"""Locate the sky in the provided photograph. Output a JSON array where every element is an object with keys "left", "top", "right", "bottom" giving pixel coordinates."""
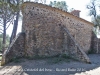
[
  {"left": 46, "top": 0, "right": 91, "bottom": 21},
  {"left": 7, "top": 0, "right": 92, "bottom": 36}
]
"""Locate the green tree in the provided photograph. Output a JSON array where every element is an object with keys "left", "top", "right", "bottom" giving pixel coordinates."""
[
  {"left": 92, "top": 15, "right": 100, "bottom": 26},
  {"left": 33, "top": 0, "right": 46, "bottom": 4},
  {"left": 0, "top": 34, "right": 10, "bottom": 52},
  {"left": 0, "top": 34, "right": 3, "bottom": 52},
  {"left": 0, "top": 38, "right": 3, "bottom": 52},
  {"left": 87, "top": 0, "right": 100, "bottom": 26},
  {"left": 49, "top": 1, "right": 68, "bottom": 11},
  {"left": 87, "top": 0, "right": 100, "bottom": 53},
  {"left": 10, "top": 0, "right": 20, "bottom": 43},
  {"left": 10, "top": 0, "right": 32, "bottom": 43},
  {"left": 0, "top": 0, "right": 19, "bottom": 51}
]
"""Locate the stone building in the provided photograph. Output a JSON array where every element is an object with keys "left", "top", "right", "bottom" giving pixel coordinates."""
[
  {"left": 70, "top": 10, "right": 81, "bottom": 17},
  {"left": 1, "top": 2, "right": 95, "bottom": 65}
]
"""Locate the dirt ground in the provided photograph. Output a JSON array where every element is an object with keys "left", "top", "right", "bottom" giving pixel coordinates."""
[{"left": 0, "top": 54, "right": 100, "bottom": 75}]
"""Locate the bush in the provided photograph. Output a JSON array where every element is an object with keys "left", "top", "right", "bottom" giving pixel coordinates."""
[{"left": 88, "top": 49, "right": 95, "bottom": 54}]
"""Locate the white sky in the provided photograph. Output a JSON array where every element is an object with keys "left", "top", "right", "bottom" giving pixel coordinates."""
[
  {"left": 46, "top": 0, "right": 91, "bottom": 21},
  {"left": 7, "top": 0, "right": 92, "bottom": 36}
]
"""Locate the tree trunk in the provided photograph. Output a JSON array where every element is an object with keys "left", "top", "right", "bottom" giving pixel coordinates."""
[
  {"left": 10, "top": 11, "right": 19, "bottom": 43},
  {"left": 14, "top": 11, "right": 19, "bottom": 38},
  {"left": 96, "top": 38, "right": 99, "bottom": 53},
  {"left": 10, "top": 0, "right": 19, "bottom": 43},
  {"left": 2, "top": 19, "right": 6, "bottom": 52}
]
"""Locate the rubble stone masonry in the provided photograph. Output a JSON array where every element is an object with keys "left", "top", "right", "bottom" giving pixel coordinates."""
[
  {"left": 1, "top": 33, "right": 25, "bottom": 65},
  {"left": 22, "top": 2, "right": 94, "bottom": 57},
  {"left": 1, "top": 2, "right": 94, "bottom": 65}
]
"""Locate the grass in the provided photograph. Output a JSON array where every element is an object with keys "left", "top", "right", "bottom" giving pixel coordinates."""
[
  {"left": 10, "top": 54, "right": 79, "bottom": 64},
  {"left": 0, "top": 56, "right": 2, "bottom": 60},
  {"left": 10, "top": 57, "right": 25, "bottom": 63},
  {"left": 47, "top": 54, "right": 71, "bottom": 64},
  {"left": 88, "top": 49, "right": 95, "bottom": 54},
  {"left": 25, "top": 54, "right": 72, "bottom": 64},
  {"left": 0, "top": 56, "right": 2, "bottom": 66},
  {"left": 47, "top": 57, "right": 70, "bottom": 64},
  {"left": 13, "top": 59, "right": 25, "bottom": 63},
  {"left": 25, "top": 55, "right": 49, "bottom": 60},
  {"left": 25, "top": 54, "right": 79, "bottom": 64}
]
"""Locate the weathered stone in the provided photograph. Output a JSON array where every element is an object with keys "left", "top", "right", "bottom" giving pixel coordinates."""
[
  {"left": 1, "top": 33, "right": 25, "bottom": 65},
  {"left": 1, "top": 2, "right": 94, "bottom": 65},
  {"left": 90, "top": 31, "right": 100, "bottom": 53},
  {"left": 22, "top": 2, "right": 93, "bottom": 56}
]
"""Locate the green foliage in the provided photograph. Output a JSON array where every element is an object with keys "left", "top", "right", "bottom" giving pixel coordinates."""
[
  {"left": 0, "top": 0, "right": 17, "bottom": 19},
  {"left": 49, "top": 1, "right": 68, "bottom": 11},
  {"left": 0, "top": 34, "right": 10, "bottom": 52},
  {"left": 0, "top": 38, "right": 3, "bottom": 52},
  {"left": 10, "top": 57, "right": 25, "bottom": 63},
  {"left": 34, "top": 0, "right": 46, "bottom": 4},
  {"left": 0, "top": 56, "right": 2, "bottom": 60},
  {"left": 25, "top": 54, "right": 79, "bottom": 64},
  {"left": 25, "top": 55, "right": 53, "bottom": 60},
  {"left": 0, "top": 0, "right": 20, "bottom": 52},
  {"left": 87, "top": 0, "right": 97, "bottom": 17},
  {"left": 47, "top": 54, "right": 71, "bottom": 64},
  {"left": 88, "top": 49, "right": 95, "bottom": 54},
  {"left": 69, "top": 8, "right": 75, "bottom": 12},
  {"left": 92, "top": 15, "right": 100, "bottom": 26},
  {"left": 87, "top": 0, "right": 100, "bottom": 26},
  {"left": 61, "top": 54, "right": 71, "bottom": 59},
  {"left": 0, "top": 34, "right": 3, "bottom": 52}
]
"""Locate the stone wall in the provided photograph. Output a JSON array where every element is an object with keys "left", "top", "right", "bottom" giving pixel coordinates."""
[
  {"left": 63, "top": 26, "right": 90, "bottom": 63},
  {"left": 1, "top": 33, "right": 25, "bottom": 65},
  {"left": 22, "top": 2, "right": 94, "bottom": 57},
  {"left": 1, "top": 2, "right": 93, "bottom": 65},
  {"left": 90, "top": 32, "right": 100, "bottom": 53}
]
